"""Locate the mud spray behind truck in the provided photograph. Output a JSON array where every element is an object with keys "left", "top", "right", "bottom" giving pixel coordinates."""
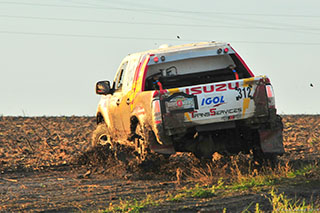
[{"left": 93, "top": 41, "right": 284, "bottom": 162}]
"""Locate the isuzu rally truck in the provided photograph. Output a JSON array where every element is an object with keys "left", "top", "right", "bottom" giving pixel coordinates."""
[{"left": 93, "top": 41, "right": 284, "bottom": 161}]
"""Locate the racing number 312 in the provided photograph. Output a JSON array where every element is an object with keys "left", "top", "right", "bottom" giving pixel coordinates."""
[{"left": 236, "top": 86, "right": 253, "bottom": 101}]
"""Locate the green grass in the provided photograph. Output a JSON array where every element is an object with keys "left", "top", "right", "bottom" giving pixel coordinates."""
[
  {"left": 168, "top": 192, "right": 186, "bottom": 202},
  {"left": 253, "top": 188, "right": 319, "bottom": 213},
  {"left": 168, "top": 184, "right": 216, "bottom": 202},
  {"left": 104, "top": 195, "right": 158, "bottom": 213},
  {"left": 186, "top": 184, "right": 216, "bottom": 198},
  {"left": 287, "top": 163, "right": 317, "bottom": 178},
  {"left": 103, "top": 162, "right": 320, "bottom": 212},
  {"left": 229, "top": 175, "right": 275, "bottom": 190}
]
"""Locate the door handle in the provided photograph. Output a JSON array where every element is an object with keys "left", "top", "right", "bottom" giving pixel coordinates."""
[
  {"left": 126, "top": 98, "right": 131, "bottom": 105},
  {"left": 116, "top": 99, "right": 121, "bottom": 105}
]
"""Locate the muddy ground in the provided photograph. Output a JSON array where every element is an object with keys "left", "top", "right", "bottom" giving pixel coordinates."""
[{"left": 0, "top": 115, "right": 320, "bottom": 212}]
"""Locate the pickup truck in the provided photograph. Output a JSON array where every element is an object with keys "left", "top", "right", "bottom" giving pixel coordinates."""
[{"left": 93, "top": 41, "right": 284, "bottom": 161}]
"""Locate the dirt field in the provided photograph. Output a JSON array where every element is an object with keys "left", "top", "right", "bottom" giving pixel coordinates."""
[{"left": 0, "top": 115, "right": 320, "bottom": 212}]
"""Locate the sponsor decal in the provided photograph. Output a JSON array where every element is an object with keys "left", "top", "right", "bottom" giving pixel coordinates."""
[
  {"left": 189, "top": 111, "right": 211, "bottom": 118},
  {"left": 165, "top": 96, "right": 195, "bottom": 112},
  {"left": 162, "top": 92, "right": 198, "bottom": 113},
  {"left": 201, "top": 96, "right": 225, "bottom": 106},
  {"left": 185, "top": 82, "right": 239, "bottom": 95},
  {"left": 210, "top": 108, "right": 242, "bottom": 116},
  {"left": 189, "top": 107, "right": 242, "bottom": 118}
]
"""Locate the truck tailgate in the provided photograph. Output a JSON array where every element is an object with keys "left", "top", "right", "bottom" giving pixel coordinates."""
[{"left": 164, "top": 76, "right": 269, "bottom": 125}]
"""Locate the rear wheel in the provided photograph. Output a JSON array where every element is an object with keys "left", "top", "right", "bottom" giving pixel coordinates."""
[
  {"left": 92, "top": 123, "right": 112, "bottom": 148},
  {"left": 134, "top": 122, "right": 157, "bottom": 162},
  {"left": 134, "top": 123, "right": 148, "bottom": 162}
]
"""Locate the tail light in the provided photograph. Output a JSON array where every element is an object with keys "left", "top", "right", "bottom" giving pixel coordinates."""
[
  {"left": 266, "top": 85, "right": 275, "bottom": 108},
  {"left": 152, "top": 99, "right": 162, "bottom": 124}
]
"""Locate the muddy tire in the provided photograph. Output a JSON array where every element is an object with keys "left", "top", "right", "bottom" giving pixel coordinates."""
[
  {"left": 134, "top": 123, "right": 153, "bottom": 162},
  {"left": 91, "top": 123, "right": 112, "bottom": 148}
]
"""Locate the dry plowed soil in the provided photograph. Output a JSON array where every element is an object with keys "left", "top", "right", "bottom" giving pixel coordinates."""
[{"left": 0, "top": 115, "right": 320, "bottom": 212}]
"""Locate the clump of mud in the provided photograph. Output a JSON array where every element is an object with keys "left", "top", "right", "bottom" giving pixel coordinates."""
[
  {"left": 74, "top": 144, "right": 261, "bottom": 182},
  {"left": 74, "top": 143, "right": 204, "bottom": 180},
  {"left": 76, "top": 145, "right": 113, "bottom": 166}
]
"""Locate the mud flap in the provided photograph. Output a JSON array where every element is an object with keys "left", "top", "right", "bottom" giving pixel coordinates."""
[
  {"left": 148, "top": 128, "right": 176, "bottom": 155},
  {"left": 258, "top": 128, "right": 284, "bottom": 154}
]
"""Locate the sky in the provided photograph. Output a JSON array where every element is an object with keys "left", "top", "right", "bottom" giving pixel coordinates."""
[{"left": 0, "top": 0, "right": 320, "bottom": 116}]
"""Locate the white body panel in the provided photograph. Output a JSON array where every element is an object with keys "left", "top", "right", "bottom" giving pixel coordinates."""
[{"left": 166, "top": 76, "right": 265, "bottom": 125}]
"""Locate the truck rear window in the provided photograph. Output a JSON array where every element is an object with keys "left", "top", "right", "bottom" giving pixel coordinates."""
[{"left": 145, "top": 54, "right": 252, "bottom": 91}]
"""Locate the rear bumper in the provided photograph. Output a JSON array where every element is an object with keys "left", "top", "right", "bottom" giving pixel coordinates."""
[{"left": 151, "top": 107, "right": 284, "bottom": 155}]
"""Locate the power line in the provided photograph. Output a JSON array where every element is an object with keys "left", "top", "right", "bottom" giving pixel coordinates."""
[
  {"left": 2, "top": 14, "right": 319, "bottom": 32},
  {"left": 1, "top": 14, "right": 320, "bottom": 36},
  {"left": 98, "top": 0, "right": 320, "bottom": 19},
  {"left": 1, "top": 30, "right": 320, "bottom": 45},
  {"left": 3, "top": 0, "right": 320, "bottom": 36},
  {"left": 84, "top": 0, "right": 320, "bottom": 32},
  {"left": 0, "top": 1, "right": 103, "bottom": 10},
  {"left": 0, "top": 1, "right": 234, "bottom": 27},
  {"left": 229, "top": 40, "right": 320, "bottom": 45},
  {"left": 1, "top": 1, "right": 320, "bottom": 18},
  {"left": 2, "top": 1, "right": 319, "bottom": 35},
  {"left": 0, "top": 30, "right": 180, "bottom": 41},
  {"left": 86, "top": 0, "right": 320, "bottom": 35}
]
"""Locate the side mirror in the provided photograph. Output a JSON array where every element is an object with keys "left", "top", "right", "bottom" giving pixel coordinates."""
[{"left": 96, "top": 81, "right": 111, "bottom": 95}]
